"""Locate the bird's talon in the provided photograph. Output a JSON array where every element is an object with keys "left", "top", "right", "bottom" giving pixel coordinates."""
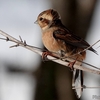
[
  {"left": 42, "top": 52, "right": 47, "bottom": 61},
  {"left": 68, "top": 61, "right": 76, "bottom": 71},
  {"left": 42, "top": 51, "right": 52, "bottom": 61}
]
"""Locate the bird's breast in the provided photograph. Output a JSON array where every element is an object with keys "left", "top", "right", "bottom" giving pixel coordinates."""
[{"left": 42, "top": 30, "right": 66, "bottom": 53}]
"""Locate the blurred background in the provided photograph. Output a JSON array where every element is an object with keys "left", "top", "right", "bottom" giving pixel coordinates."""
[{"left": 0, "top": 0, "right": 100, "bottom": 100}]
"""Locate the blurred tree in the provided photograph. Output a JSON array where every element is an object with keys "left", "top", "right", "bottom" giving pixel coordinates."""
[{"left": 34, "top": 0, "right": 97, "bottom": 100}]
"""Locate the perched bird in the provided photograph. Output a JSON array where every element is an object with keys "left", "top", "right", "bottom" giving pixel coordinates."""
[{"left": 35, "top": 9, "right": 97, "bottom": 98}]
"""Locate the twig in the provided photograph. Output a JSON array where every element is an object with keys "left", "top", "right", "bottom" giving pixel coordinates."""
[
  {"left": 0, "top": 30, "right": 100, "bottom": 75},
  {"left": 19, "top": 35, "right": 23, "bottom": 42},
  {"left": 78, "top": 40, "right": 100, "bottom": 55},
  {"left": 72, "top": 86, "right": 100, "bottom": 89}
]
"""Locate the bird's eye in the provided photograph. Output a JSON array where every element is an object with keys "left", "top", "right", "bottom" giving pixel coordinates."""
[{"left": 39, "top": 17, "right": 44, "bottom": 21}]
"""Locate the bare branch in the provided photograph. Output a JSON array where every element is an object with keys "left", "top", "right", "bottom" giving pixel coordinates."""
[{"left": 0, "top": 30, "right": 100, "bottom": 75}]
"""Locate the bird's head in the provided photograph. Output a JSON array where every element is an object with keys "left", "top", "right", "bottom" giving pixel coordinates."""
[{"left": 35, "top": 9, "right": 61, "bottom": 31}]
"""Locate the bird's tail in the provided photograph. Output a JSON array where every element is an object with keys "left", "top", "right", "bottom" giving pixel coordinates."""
[{"left": 72, "top": 69, "right": 83, "bottom": 98}]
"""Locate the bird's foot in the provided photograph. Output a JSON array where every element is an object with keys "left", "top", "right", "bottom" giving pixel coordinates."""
[
  {"left": 68, "top": 60, "right": 76, "bottom": 71},
  {"left": 42, "top": 51, "right": 57, "bottom": 61}
]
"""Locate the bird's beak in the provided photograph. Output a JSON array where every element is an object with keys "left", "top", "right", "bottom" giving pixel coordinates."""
[{"left": 34, "top": 20, "right": 38, "bottom": 24}]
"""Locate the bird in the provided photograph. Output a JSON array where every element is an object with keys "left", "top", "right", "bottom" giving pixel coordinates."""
[{"left": 35, "top": 9, "right": 97, "bottom": 98}]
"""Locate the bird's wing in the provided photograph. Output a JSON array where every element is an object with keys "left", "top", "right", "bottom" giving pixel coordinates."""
[{"left": 53, "top": 28, "right": 97, "bottom": 54}]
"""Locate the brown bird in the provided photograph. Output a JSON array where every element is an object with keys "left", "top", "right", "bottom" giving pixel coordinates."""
[{"left": 35, "top": 9, "right": 97, "bottom": 98}]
